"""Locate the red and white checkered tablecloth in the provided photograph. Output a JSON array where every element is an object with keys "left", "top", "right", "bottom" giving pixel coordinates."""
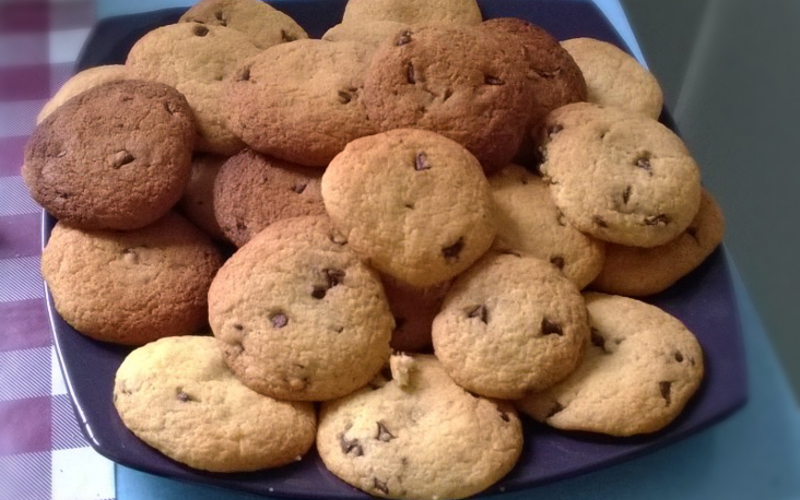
[{"left": 0, "top": 1, "right": 116, "bottom": 499}]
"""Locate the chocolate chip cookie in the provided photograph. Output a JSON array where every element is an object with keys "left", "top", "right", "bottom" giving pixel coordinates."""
[
  {"left": 37, "top": 64, "right": 131, "bottom": 124},
  {"left": 341, "top": 0, "right": 482, "bottom": 26},
  {"left": 178, "top": 153, "right": 227, "bottom": 241}
]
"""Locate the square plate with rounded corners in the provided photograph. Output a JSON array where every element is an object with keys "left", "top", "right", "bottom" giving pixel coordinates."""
[{"left": 44, "top": 0, "right": 748, "bottom": 498}]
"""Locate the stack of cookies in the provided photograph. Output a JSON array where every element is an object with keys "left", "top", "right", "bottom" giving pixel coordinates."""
[{"left": 27, "top": 0, "right": 725, "bottom": 498}]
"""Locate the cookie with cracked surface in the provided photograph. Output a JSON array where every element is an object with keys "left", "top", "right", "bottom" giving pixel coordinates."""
[
  {"left": 208, "top": 215, "right": 393, "bottom": 401},
  {"left": 561, "top": 37, "right": 663, "bottom": 119},
  {"left": 341, "top": 0, "right": 482, "bottom": 26},
  {"left": 363, "top": 24, "right": 533, "bottom": 174},
  {"left": 516, "top": 292, "right": 704, "bottom": 436},
  {"left": 432, "top": 252, "right": 589, "bottom": 399},
  {"left": 317, "top": 354, "right": 522, "bottom": 500},
  {"left": 322, "top": 21, "right": 410, "bottom": 52},
  {"left": 114, "top": 336, "right": 316, "bottom": 472},
  {"left": 223, "top": 40, "right": 376, "bottom": 167},
  {"left": 23, "top": 80, "right": 195, "bottom": 230},
  {"left": 37, "top": 64, "right": 131, "bottom": 124},
  {"left": 321, "top": 128, "right": 495, "bottom": 288},
  {"left": 178, "top": 154, "right": 227, "bottom": 241},
  {"left": 381, "top": 274, "right": 450, "bottom": 353},
  {"left": 179, "top": 0, "right": 307, "bottom": 49},
  {"left": 127, "top": 22, "right": 261, "bottom": 155},
  {"left": 590, "top": 189, "right": 725, "bottom": 296},
  {"left": 490, "top": 164, "right": 605, "bottom": 289},
  {"left": 539, "top": 103, "right": 702, "bottom": 247},
  {"left": 213, "top": 149, "right": 325, "bottom": 247},
  {"left": 41, "top": 213, "right": 223, "bottom": 345}
]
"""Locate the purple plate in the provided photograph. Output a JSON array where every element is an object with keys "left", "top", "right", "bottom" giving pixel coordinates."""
[{"left": 44, "top": 0, "right": 748, "bottom": 498}]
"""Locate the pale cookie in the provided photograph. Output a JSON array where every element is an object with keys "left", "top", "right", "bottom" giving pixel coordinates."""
[
  {"left": 591, "top": 189, "right": 725, "bottom": 296},
  {"left": 490, "top": 164, "right": 606, "bottom": 289},
  {"left": 317, "top": 354, "right": 522, "bottom": 500},
  {"left": 208, "top": 216, "right": 394, "bottom": 401},
  {"left": 127, "top": 22, "right": 261, "bottom": 155},
  {"left": 364, "top": 24, "right": 532, "bottom": 174},
  {"left": 180, "top": 0, "right": 308, "bottom": 49},
  {"left": 41, "top": 213, "right": 223, "bottom": 345},
  {"left": 341, "top": 0, "right": 482, "bottom": 26},
  {"left": 23, "top": 80, "right": 195, "bottom": 230},
  {"left": 517, "top": 292, "right": 704, "bottom": 437},
  {"left": 561, "top": 37, "right": 663, "bottom": 119},
  {"left": 37, "top": 64, "right": 131, "bottom": 124},
  {"left": 223, "top": 40, "right": 376, "bottom": 167},
  {"left": 432, "top": 252, "right": 589, "bottom": 399},
  {"left": 178, "top": 154, "right": 227, "bottom": 241},
  {"left": 114, "top": 336, "right": 316, "bottom": 472},
  {"left": 213, "top": 149, "right": 325, "bottom": 247},
  {"left": 322, "top": 21, "right": 410, "bottom": 51},
  {"left": 321, "top": 129, "right": 496, "bottom": 288},
  {"left": 539, "top": 103, "right": 702, "bottom": 247},
  {"left": 380, "top": 274, "right": 449, "bottom": 353}
]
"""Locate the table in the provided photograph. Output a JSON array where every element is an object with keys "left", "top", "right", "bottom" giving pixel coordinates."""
[{"left": 1, "top": 1, "right": 799, "bottom": 499}]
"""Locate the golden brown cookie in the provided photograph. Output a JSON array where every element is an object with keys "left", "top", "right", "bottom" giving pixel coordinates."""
[
  {"left": 380, "top": 274, "right": 449, "bottom": 353},
  {"left": 37, "top": 64, "right": 131, "bottom": 124},
  {"left": 178, "top": 153, "right": 227, "bottom": 241},
  {"left": 341, "top": 0, "right": 482, "bottom": 26}
]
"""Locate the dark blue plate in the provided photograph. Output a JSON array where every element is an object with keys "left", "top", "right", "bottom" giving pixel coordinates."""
[{"left": 45, "top": 0, "right": 748, "bottom": 498}]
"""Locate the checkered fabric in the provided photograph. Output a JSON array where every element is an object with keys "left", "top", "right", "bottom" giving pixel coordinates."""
[{"left": 0, "top": 1, "right": 116, "bottom": 499}]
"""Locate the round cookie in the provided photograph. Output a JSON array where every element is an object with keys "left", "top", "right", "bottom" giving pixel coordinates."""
[
  {"left": 179, "top": 0, "right": 308, "bottom": 49},
  {"left": 37, "top": 64, "right": 130, "bottom": 124},
  {"left": 322, "top": 21, "right": 410, "bottom": 51},
  {"left": 591, "top": 189, "right": 725, "bottom": 296},
  {"left": 41, "top": 213, "right": 223, "bottom": 345},
  {"left": 317, "top": 354, "right": 522, "bottom": 500},
  {"left": 341, "top": 0, "right": 482, "bottom": 26},
  {"left": 213, "top": 149, "right": 326, "bottom": 247},
  {"left": 516, "top": 292, "right": 705, "bottom": 437},
  {"left": 23, "top": 80, "right": 195, "bottom": 230},
  {"left": 432, "top": 252, "right": 589, "bottom": 399},
  {"left": 561, "top": 37, "right": 664, "bottom": 119},
  {"left": 114, "top": 336, "right": 316, "bottom": 472},
  {"left": 178, "top": 154, "right": 227, "bottom": 241},
  {"left": 223, "top": 39, "right": 376, "bottom": 167},
  {"left": 126, "top": 22, "right": 261, "bottom": 155},
  {"left": 539, "top": 103, "right": 702, "bottom": 247},
  {"left": 363, "top": 24, "right": 533, "bottom": 174},
  {"left": 321, "top": 128, "right": 496, "bottom": 288},
  {"left": 490, "top": 164, "right": 606, "bottom": 289},
  {"left": 381, "top": 274, "right": 449, "bottom": 353},
  {"left": 208, "top": 215, "right": 394, "bottom": 401}
]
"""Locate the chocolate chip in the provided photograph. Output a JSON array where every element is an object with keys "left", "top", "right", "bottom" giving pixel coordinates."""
[
  {"left": 546, "top": 401, "right": 564, "bottom": 418},
  {"left": 376, "top": 422, "right": 395, "bottom": 442},
  {"left": 373, "top": 478, "right": 389, "bottom": 495},
  {"left": 541, "top": 318, "right": 563, "bottom": 336},
  {"left": 163, "top": 101, "right": 177, "bottom": 115},
  {"left": 548, "top": 124, "right": 563, "bottom": 138},
  {"left": 235, "top": 220, "right": 247, "bottom": 231},
  {"left": 233, "top": 323, "right": 243, "bottom": 331},
  {"left": 236, "top": 66, "right": 251, "bottom": 82},
  {"left": 498, "top": 409, "right": 510, "bottom": 422},
  {"left": 535, "top": 68, "right": 562, "bottom": 79},
  {"left": 325, "top": 268, "right": 345, "bottom": 288},
  {"left": 193, "top": 24, "right": 209, "bottom": 36},
  {"left": 443, "top": 88, "right": 453, "bottom": 101},
  {"left": 339, "top": 435, "right": 363, "bottom": 456},
  {"left": 467, "top": 304, "right": 488, "bottom": 324},
  {"left": 674, "top": 351, "right": 684, "bottom": 362},
  {"left": 176, "top": 390, "right": 195, "bottom": 402},
  {"left": 414, "top": 151, "right": 431, "bottom": 171},
  {"left": 281, "top": 29, "right": 296, "bottom": 42},
  {"left": 590, "top": 328, "right": 605, "bottom": 349},
  {"left": 270, "top": 312, "right": 288, "bottom": 328},
  {"left": 337, "top": 88, "right": 357, "bottom": 104},
  {"left": 644, "top": 214, "right": 670, "bottom": 226},
  {"left": 335, "top": 326, "right": 344, "bottom": 333},
  {"left": 593, "top": 215, "right": 608, "bottom": 228},
  {"left": 311, "top": 286, "right": 327, "bottom": 299},
  {"left": 659, "top": 381, "right": 672, "bottom": 406},
  {"left": 556, "top": 211, "right": 567, "bottom": 227},
  {"left": 549, "top": 255, "right": 565, "bottom": 270},
  {"left": 485, "top": 75, "right": 505, "bottom": 85},
  {"left": 442, "top": 237, "right": 464, "bottom": 261},
  {"left": 109, "top": 150, "right": 134, "bottom": 169},
  {"left": 636, "top": 156, "right": 652, "bottom": 172},
  {"left": 293, "top": 182, "right": 307, "bottom": 194},
  {"left": 214, "top": 11, "right": 227, "bottom": 26},
  {"left": 406, "top": 63, "right": 416, "bottom": 84},
  {"left": 622, "top": 185, "right": 632, "bottom": 204},
  {"left": 396, "top": 30, "right": 412, "bottom": 45},
  {"left": 393, "top": 316, "right": 406, "bottom": 330},
  {"left": 404, "top": 203, "right": 414, "bottom": 209}
]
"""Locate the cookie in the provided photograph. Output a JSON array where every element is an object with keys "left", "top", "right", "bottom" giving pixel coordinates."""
[
  {"left": 322, "top": 21, "right": 410, "bottom": 51},
  {"left": 23, "top": 80, "right": 195, "bottom": 230},
  {"left": 37, "top": 64, "right": 131, "bottom": 124},
  {"left": 213, "top": 149, "right": 326, "bottom": 247},
  {"left": 321, "top": 128, "right": 496, "bottom": 288},
  {"left": 223, "top": 40, "right": 376, "bottom": 167},
  {"left": 561, "top": 37, "right": 664, "bottom": 119},
  {"left": 539, "top": 103, "right": 702, "bottom": 247},
  {"left": 41, "top": 213, "right": 223, "bottom": 345},
  {"left": 381, "top": 274, "right": 449, "bottom": 353},
  {"left": 432, "top": 252, "right": 589, "bottom": 398},
  {"left": 126, "top": 22, "right": 261, "bottom": 155},
  {"left": 179, "top": 0, "right": 308, "bottom": 49},
  {"left": 363, "top": 24, "right": 533, "bottom": 174},
  {"left": 490, "top": 164, "right": 606, "bottom": 289},
  {"left": 208, "top": 215, "right": 394, "bottom": 401},
  {"left": 178, "top": 154, "right": 227, "bottom": 241},
  {"left": 317, "top": 354, "right": 522, "bottom": 500},
  {"left": 341, "top": 0, "right": 482, "bottom": 26},
  {"left": 517, "top": 292, "right": 705, "bottom": 436},
  {"left": 114, "top": 336, "right": 316, "bottom": 472},
  {"left": 591, "top": 189, "right": 725, "bottom": 296}
]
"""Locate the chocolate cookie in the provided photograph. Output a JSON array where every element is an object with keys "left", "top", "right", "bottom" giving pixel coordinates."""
[
  {"left": 37, "top": 64, "right": 131, "bottom": 124},
  {"left": 213, "top": 149, "right": 326, "bottom": 247},
  {"left": 223, "top": 39, "right": 376, "bottom": 167},
  {"left": 178, "top": 154, "right": 227, "bottom": 241},
  {"left": 341, "top": 0, "right": 482, "bottom": 26},
  {"left": 363, "top": 24, "right": 533, "bottom": 174},
  {"left": 23, "top": 80, "right": 195, "bottom": 230},
  {"left": 41, "top": 213, "right": 223, "bottom": 345}
]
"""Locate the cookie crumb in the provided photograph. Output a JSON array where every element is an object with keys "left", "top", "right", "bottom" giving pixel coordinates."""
[{"left": 390, "top": 353, "right": 416, "bottom": 388}]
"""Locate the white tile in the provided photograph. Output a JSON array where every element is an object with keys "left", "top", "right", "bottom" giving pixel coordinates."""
[
  {"left": 48, "top": 29, "right": 91, "bottom": 65},
  {"left": 0, "top": 255, "right": 44, "bottom": 303},
  {"left": 51, "top": 447, "right": 115, "bottom": 500}
]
